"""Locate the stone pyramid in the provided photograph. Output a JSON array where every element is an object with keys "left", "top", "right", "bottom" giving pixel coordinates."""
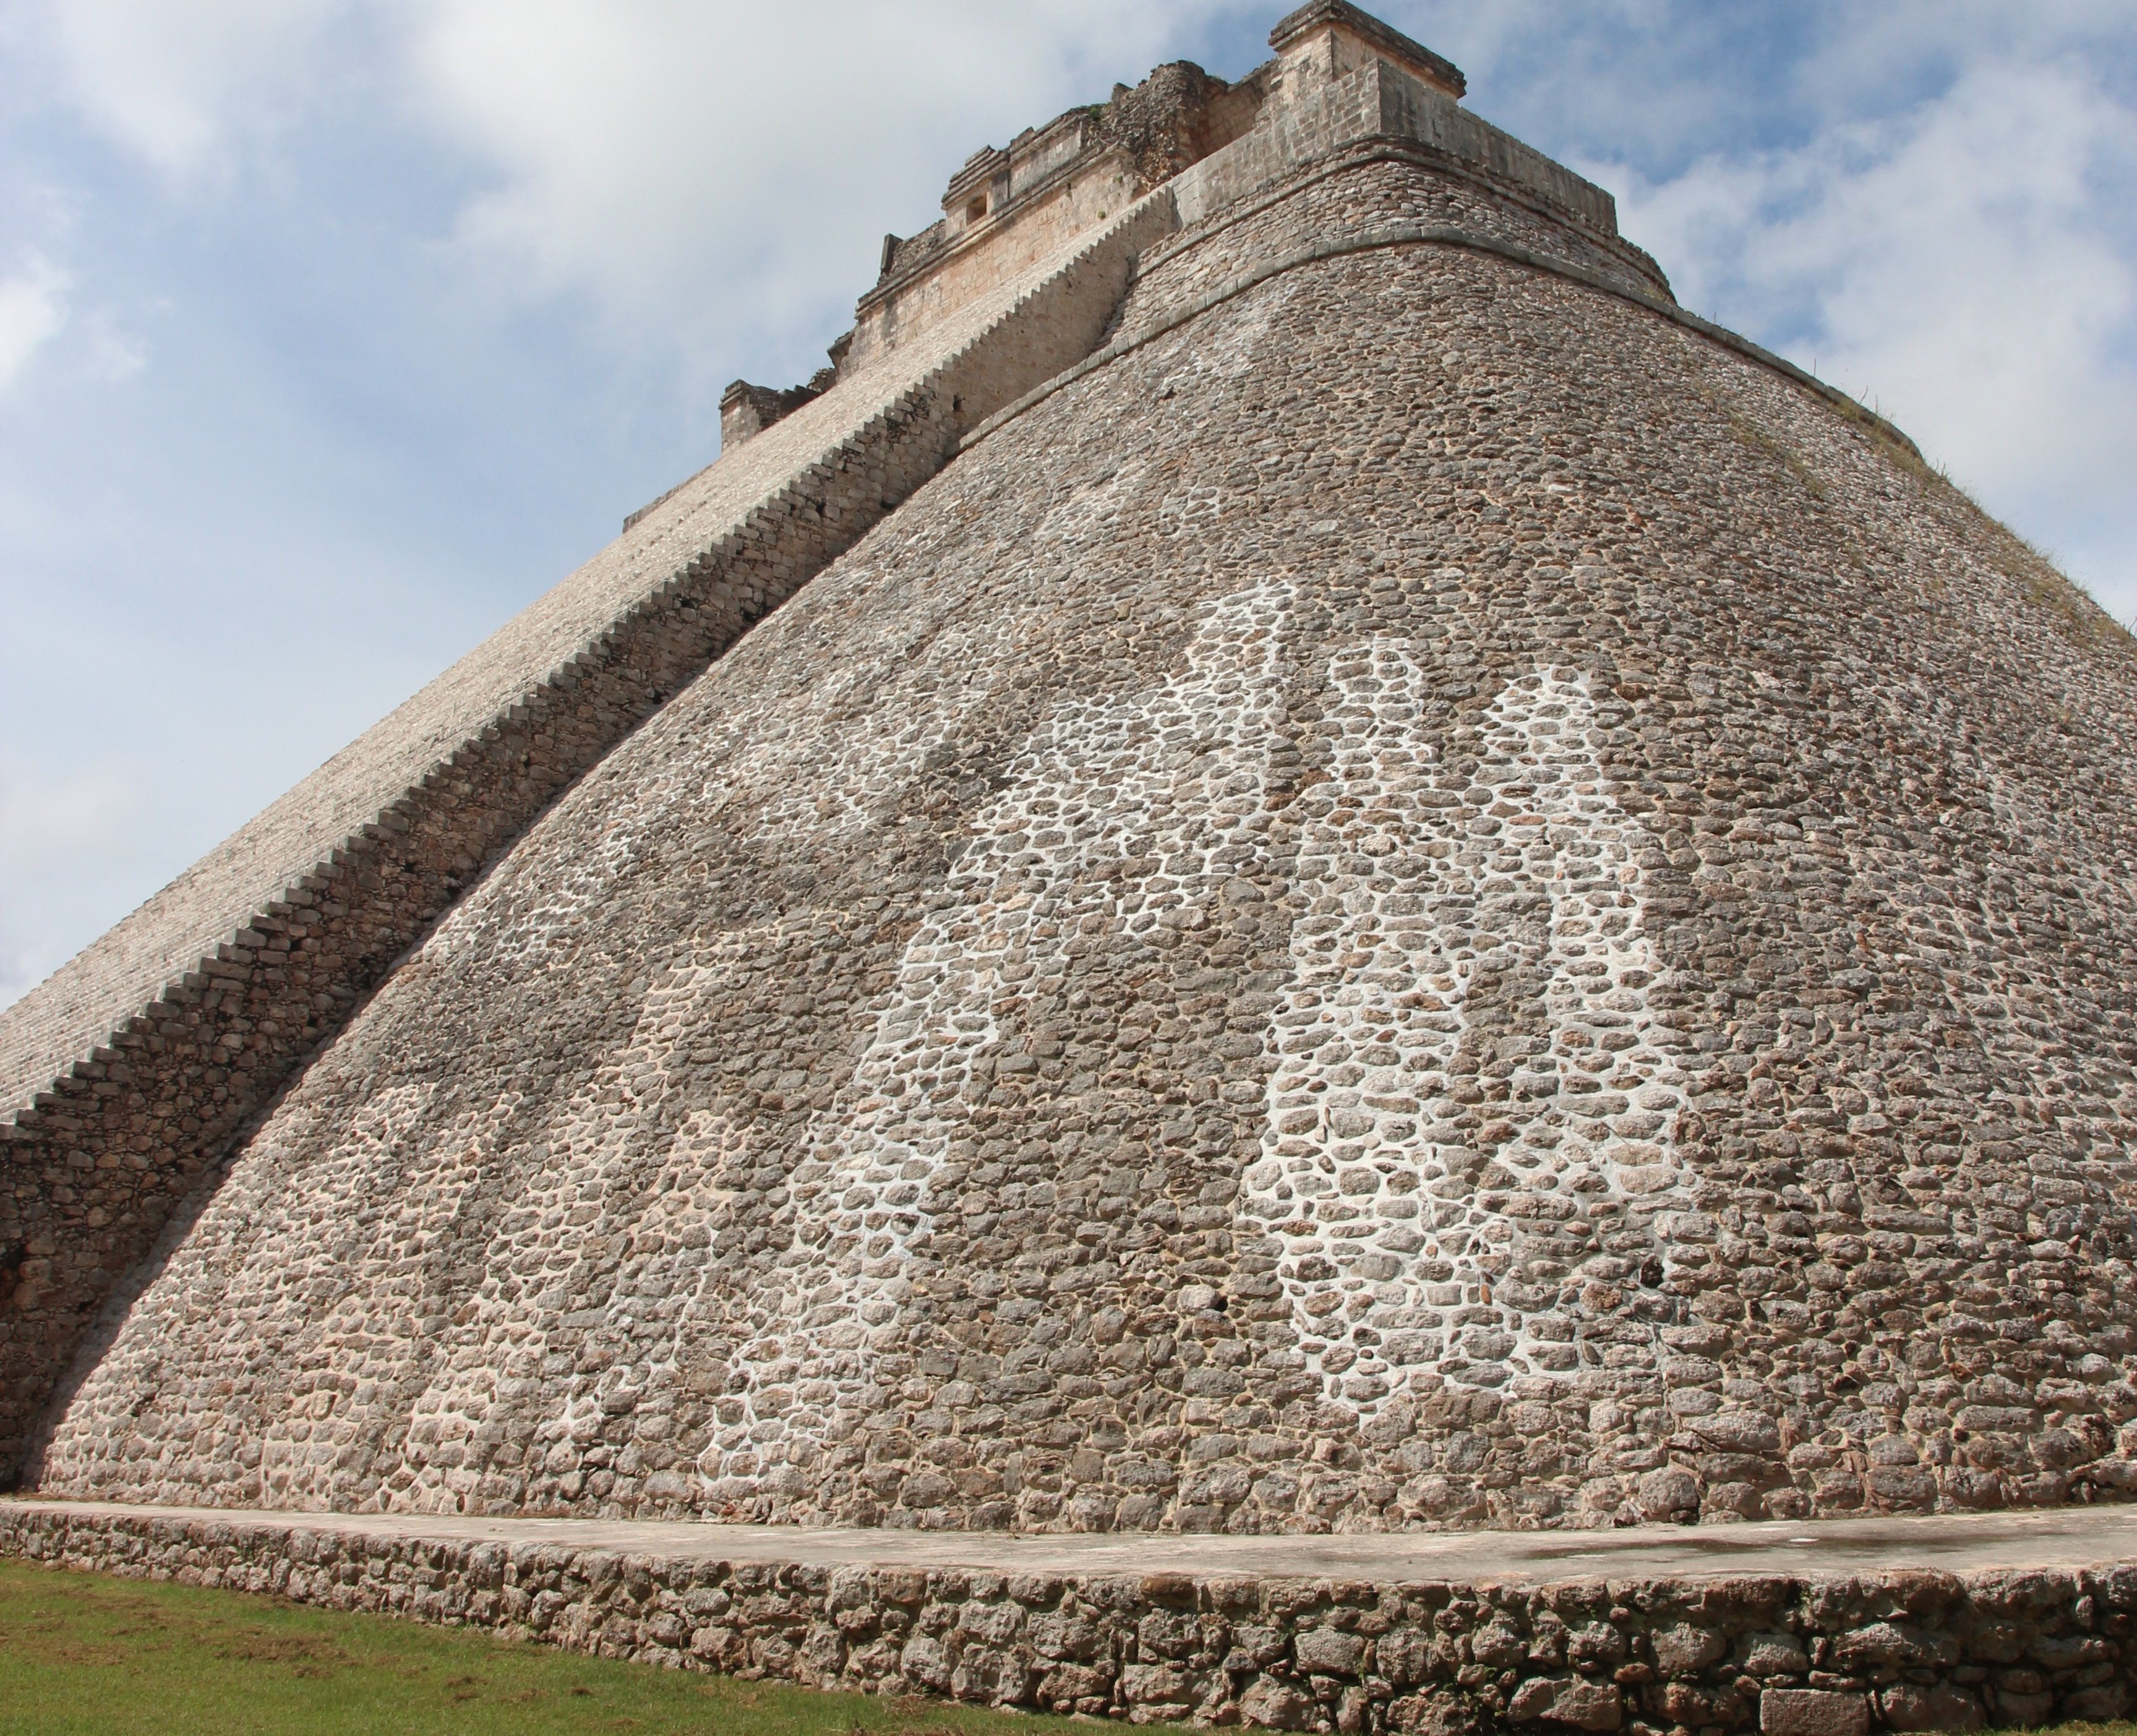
[{"left": 6, "top": 1, "right": 2136, "bottom": 1539}]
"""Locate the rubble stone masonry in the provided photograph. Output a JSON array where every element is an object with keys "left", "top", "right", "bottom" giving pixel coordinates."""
[
  {"left": 0, "top": 195, "right": 1176, "bottom": 1483},
  {"left": 26, "top": 161, "right": 2136, "bottom": 1528},
  {"left": 6, "top": 0, "right": 2136, "bottom": 1641}
]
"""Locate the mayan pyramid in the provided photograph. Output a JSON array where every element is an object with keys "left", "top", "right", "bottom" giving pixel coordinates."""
[{"left": 4, "top": 1, "right": 2135, "bottom": 1539}]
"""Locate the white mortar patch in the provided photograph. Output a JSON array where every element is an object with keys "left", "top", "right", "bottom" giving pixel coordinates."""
[
  {"left": 698, "top": 578, "right": 1297, "bottom": 1491},
  {"left": 1241, "top": 664, "right": 1689, "bottom": 1413}
]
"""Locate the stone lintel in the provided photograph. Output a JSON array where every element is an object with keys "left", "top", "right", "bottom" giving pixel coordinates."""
[{"left": 943, "top": 144, "right": 1013, "bottom": 223}]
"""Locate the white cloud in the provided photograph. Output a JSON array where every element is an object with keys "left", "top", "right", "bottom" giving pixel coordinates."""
[
  {"left": 80, "top": 307, "right": 148, "bottom": 382},
  {"left": 1792, "top": 0, "right": 2137, "bottom": 124},
  {"left": 29, "top": 0, "right": 346, "bottom": 179},
  {"left": 1605, "top": 51, "right": 2137, "bottom": 614},
  {"left": 0, "top": 753, "right": 149, "bottom": 1006},
  {"left": 0, "top": 243, "right": 148, "bottom": 392},
  {"left": 402, "top": 0, "right": 1241, "bottom": 369},
  {"left": 0, "top": 252, "right": 68, "bottom": 389}
]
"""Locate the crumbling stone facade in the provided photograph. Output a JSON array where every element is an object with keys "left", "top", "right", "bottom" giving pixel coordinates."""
[
  {"left": 713, "top": 371, "right": 839, "bottom": 460},
  {"left": 6, "top": 0, "right": 2136, "bottom": 1605}
]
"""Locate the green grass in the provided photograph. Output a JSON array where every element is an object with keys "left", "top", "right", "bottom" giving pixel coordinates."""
[
  {"left": 2027, "top": 1729, "right": 2137, "bottom": 1736},
  {"left": 0, "top": 1559, "right": 1126, "bottom": 1735}
]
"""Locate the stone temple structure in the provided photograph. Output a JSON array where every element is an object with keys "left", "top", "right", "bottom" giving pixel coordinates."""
[{"left": 6, "top": 5, "right": 2137, "bottom": 1729}]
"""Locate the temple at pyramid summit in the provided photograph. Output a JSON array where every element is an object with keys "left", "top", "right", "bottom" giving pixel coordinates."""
[{"left": 6, "top": 4, "right": 2137, "bottom": 1728}]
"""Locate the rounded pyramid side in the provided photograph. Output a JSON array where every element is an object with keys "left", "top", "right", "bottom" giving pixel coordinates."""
[{"left": 33, "top": 148, "right": 2137, "bottom": 1531}]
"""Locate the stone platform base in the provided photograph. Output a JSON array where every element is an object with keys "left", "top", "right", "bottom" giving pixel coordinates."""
[{"left": 6, "top": 1500, "right": 2136, "bottom": 1732}]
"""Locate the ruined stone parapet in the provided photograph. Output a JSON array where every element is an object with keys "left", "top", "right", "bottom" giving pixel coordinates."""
[
  {"left": 713, "top": 372, "right": 838, "bottom": 460},
  {"left": 850, "top": 67, "right": 1256, "bottom": 377},
  {"left": 1176, "top": 2, "right": 1624, "bottom": 248},
  {"left": 1270, "top": 0, "right": 1467, "bottom": 100},
  {"left": 850, "top": 0, "right": 1640, "bottom": 385}
]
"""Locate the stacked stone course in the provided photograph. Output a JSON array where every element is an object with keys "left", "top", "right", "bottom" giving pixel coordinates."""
[
  {"left": 9, "top": 1503, "right": 2137, "bottom": 1734},
  {"left": 0, "top": 2, "right": 1727, "bottom": 1497},
  {"left": 1120, "top": 143, "right": 1671, "bottom": 334}
]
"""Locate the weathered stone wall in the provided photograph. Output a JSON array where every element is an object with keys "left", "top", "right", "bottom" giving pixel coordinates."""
[
  {"left": 30, "top": 155, "right": 2137, "bottom": 1533},
  {"left": 1098, "top": 59, "right": 1269, "bottom": 193},
  {"left": 1120, "top": 143, "right": 1672, "bottom": 340},
  {"left": 1175, "top": 45, "right": 1619, "bottom": 242},
  {"left": 0, "top": 8, "right": 1695, "bottom": 1500},
  {"left": 848, "top": 163, "right": 1147, "bottom": 374},
  {"left": 0, "top": 194, "right": 1177, "bottom": 1486},
  {"left": 847, "top": 55, "right": 1265, "bottom": 377},
  {"left": 717, "top": 375, "right": 834, "bottom": 456},
  {"left": 7, "top": 1503, "right": 2137, "bottom": 1733}
]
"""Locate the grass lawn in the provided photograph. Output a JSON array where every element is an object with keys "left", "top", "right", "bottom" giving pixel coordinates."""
[{"left": 0, "top": 1557, "right": 1144, "bottom": 1734}]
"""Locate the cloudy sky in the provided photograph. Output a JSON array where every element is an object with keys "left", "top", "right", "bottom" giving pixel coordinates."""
[{"left": 2, "top": 0, "right": 2133, "bottom": 1011}]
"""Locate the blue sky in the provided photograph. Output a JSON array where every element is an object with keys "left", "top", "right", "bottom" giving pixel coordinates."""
[{"left": 3, "top": 0, "right": 2134, "bottom": 1011}]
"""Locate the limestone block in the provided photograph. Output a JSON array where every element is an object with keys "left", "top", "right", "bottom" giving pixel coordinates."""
[
  {"left": 1507, "top": 1675, "right": 1623, "bottom": 1730},
  {"left": 1761, "top": 1688, "right": 1871, "bottom": 1736}
]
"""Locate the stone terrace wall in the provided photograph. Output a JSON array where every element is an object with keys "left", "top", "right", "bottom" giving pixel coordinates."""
[
  {"left": 7, "top": 1505, "right": 2137, "bottom": 1732},
  {"left": 12, "top": 2, "right": 2137, "bottom": 1537},
  {"left": 0, "top": 196, "right": 1178, "bottom": 1485}
]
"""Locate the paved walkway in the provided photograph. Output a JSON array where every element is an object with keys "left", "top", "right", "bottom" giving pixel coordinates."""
[{"left": 11, "top": 1498, "right": 2137, "bottom": 1585}]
